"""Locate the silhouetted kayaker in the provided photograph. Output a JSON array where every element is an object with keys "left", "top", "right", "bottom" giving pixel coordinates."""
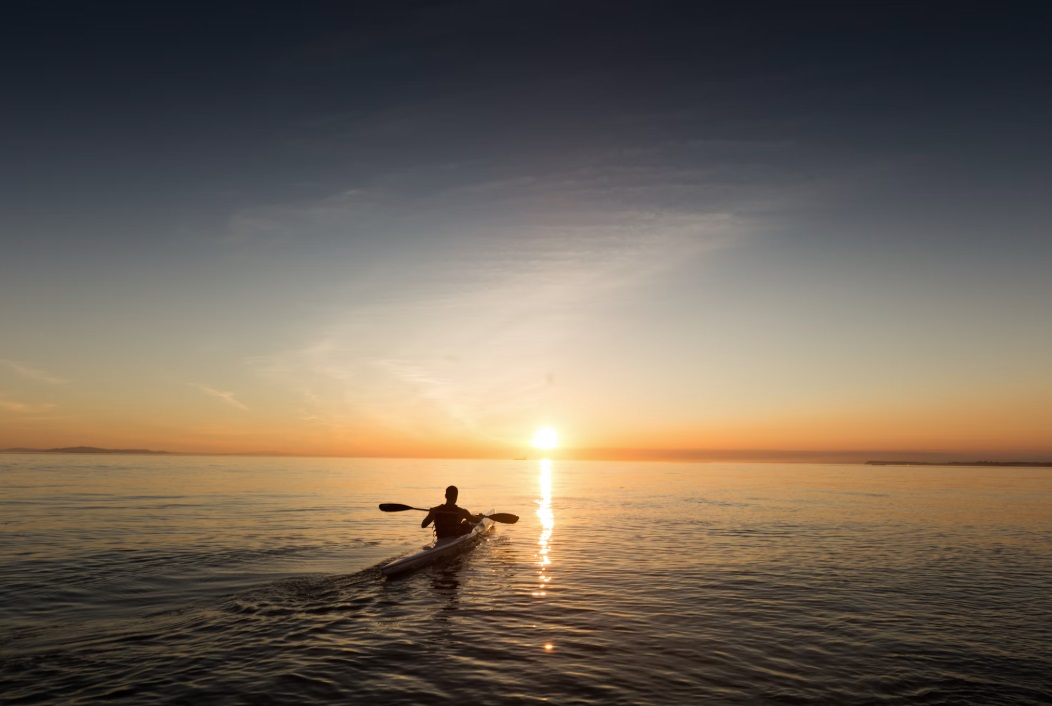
[{"left": 422, "top": 485, "right": 482, "bottom": 538}]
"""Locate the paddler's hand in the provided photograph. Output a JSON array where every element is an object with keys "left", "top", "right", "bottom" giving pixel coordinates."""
[{"left": 421, "top": 507, "right": 437, "bottom": 528}]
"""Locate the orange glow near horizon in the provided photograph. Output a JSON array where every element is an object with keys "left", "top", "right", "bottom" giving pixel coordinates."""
[{"left": 2, "top": 382, "right": 1051, "bottom": 461}]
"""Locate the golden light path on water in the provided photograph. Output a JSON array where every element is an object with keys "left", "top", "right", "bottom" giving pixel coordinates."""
[{"left": 535, "top": 458, "right": 555, "bottom": 651}]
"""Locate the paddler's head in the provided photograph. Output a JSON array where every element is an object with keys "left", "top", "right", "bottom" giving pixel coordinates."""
[{"left": 445, "top": 485, "right": 459, "bottom": 504}]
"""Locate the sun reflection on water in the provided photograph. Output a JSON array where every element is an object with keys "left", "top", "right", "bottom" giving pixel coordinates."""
[{"left": 534, "top": 458, "right": 554, "bottom": 601}]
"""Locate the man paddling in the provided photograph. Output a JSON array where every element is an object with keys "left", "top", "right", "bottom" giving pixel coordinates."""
[{"left": 422, "top": 485, "right": 483, "bottom": 538}]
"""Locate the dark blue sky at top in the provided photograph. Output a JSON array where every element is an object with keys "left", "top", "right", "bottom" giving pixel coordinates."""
[
  {"left": 2, "top": 0, "right": 1051, "bottom": 314},
  {"left": 4, "top": 1, "right": 1050, "bottom": 225}
]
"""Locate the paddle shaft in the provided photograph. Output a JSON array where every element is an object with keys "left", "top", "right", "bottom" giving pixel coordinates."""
[{"left": 378, "top": 503, "right": 518, "bottom": 524}]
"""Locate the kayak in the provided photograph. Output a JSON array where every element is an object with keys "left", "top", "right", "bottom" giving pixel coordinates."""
[{"left": 381, "top": 509, "right": 495, "bottom": 577}]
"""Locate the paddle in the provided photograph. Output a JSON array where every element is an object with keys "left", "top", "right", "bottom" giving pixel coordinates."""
[{"left": 379, "top": 503, "right": 519, "bottom": 524}]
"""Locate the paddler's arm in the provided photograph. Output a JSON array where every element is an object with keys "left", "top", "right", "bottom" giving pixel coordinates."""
[
  {"left": 421, "top": 507, "right": 436, "bottom": 528},
  {"left": 463, "top": 508, "right": 483, "bottom": 523}
]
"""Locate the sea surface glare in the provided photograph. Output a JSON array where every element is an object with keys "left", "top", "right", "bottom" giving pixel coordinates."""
[{"left": 1, "top": 455, "right": 1050, "bottom": 705}]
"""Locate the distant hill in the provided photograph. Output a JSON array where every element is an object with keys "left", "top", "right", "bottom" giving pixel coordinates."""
[{"left": 1, "top": 446, "right": 171, "bottom": 455}]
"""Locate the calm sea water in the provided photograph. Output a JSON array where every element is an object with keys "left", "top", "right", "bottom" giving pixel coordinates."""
[{"left": 1, "top": 454, "right": 1050, "bottom": 705}]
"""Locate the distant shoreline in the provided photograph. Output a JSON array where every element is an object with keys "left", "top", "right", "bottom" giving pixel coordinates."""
[
  {"left": 866, "top": 460, "right": 1052, "bottom": 468},
  {"left": 0, "top": 446, "right": 171, "bottom": 455}
]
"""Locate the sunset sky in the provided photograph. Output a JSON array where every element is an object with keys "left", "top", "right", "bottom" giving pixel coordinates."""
[{"left": 2, "top": 2, "right": 1050, "bottom": 460}]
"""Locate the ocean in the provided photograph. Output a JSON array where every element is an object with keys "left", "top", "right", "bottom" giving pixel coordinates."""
[{"left": 2, "top": 454, "right": 1050, "bottom": 704}]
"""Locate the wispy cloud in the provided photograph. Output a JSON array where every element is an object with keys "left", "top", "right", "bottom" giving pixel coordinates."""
[
  {"left": 229, "top": 147, "right": 787, "bottom": 445},
  {"left": 0, "top": 398, "right": 30, "bottom": 412},
  {"left": 0, "top": 396, "right": 57, "bottom": 414},
  {"left": 189, "top": 384, "right": 250, "bottom": 411},
  {"left": 0, "top": 359, "right": 66, "bottom": 385},
  {"left": 374, "top": 358, "right": 479, "bottom": 432},
  {"left": 216, "top": 126, "right": 801, "bottom": 251}
]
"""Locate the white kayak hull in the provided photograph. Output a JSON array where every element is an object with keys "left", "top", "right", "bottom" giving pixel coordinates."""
[{"left": 381, "top": 509, "right": 495, "bottom": 577}]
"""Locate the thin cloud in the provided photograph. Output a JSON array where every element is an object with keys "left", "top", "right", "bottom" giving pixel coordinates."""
[
  {"left": 230, "top": 150, "right": 777, "bottom": 445},
  {"left": 0, "top": 359, "right": 66, "bottom": 385},
  {"left": 238, "top": 202, "right": 748, "bottom": 443},
  {"left": 215, "top": 129, "right": 797, "bottom": 253},
  {"left": 189, "top": 384, "right": 250, "bottom": 411},
  {"left": 374, "top": 358, "right": 479, "bottom": 431},
  {"left": 0, "top": 398, "right": 29, "bottom": 412},
  {"left": 0, "top": 396, "right": 57, "bottom": 414}
]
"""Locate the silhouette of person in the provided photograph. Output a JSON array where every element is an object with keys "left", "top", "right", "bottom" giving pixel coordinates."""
[{"left": 422, "top": 485, "right": 482, "bottom": 538}]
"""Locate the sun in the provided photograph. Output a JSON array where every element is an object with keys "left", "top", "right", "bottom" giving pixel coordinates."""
[{"left": 531, "top": 426, "right": 559, "bottom": 450}]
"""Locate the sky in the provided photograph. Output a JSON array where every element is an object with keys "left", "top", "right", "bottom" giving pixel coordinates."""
[{"left": 2, "top": 1, "right": 1051, "bottom": 460}]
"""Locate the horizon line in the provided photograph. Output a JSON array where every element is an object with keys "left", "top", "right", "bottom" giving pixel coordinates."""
[{"left": 2, "top": 445, "right": 1049, "bottom": 464}]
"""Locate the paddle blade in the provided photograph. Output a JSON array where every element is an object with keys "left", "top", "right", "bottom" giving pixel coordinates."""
[
  {"left": 379, "top": 503, "right": 414, "bottom": 512},
  {"left": 487, "top": 512, "right": 519, "bottom": 524}
]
